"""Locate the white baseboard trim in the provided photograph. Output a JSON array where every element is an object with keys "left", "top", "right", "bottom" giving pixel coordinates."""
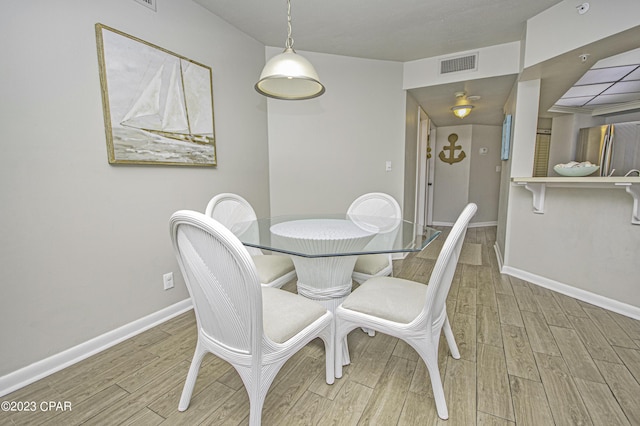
[
  {"left": 392, "top": 252, "right": 408, "bottom": 260},
  {"left": 0, "top": 298, "right": 193, "bottom": 397},
  {"left": 431, "top": 221, "right": 498, "bottom": 228},
  {"left": 470, "top": 221, "right": 498, "bottom": 228},
  {"left": 431, "top": 221, "right": 454, "bottom": 227},
  {"left": 493, "top": 242, "right": 504, "bottom": 271},
  {"left": 501, "top": 266, "right": 640, "bottom": 321}
]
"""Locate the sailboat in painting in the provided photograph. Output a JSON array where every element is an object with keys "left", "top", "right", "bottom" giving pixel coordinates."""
[{"left": 120, "top": 59, "right": 214, "bottom": 145}]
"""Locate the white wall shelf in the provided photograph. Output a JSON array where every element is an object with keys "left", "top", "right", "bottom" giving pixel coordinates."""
[{"left": 512, "top": 177, "right": 640, "bottom": 225}]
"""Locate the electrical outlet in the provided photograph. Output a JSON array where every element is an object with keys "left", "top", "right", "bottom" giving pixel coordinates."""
[{"left": 163, "top": 272, "right": 174, "bottom": 290}]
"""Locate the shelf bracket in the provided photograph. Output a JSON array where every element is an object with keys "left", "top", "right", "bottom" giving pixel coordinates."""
[
  {"left": 513, "top": 178, "right": 640, "bottom": 225},
  {"left": 517, "top": 182, "right": 546, "bottom": 214},
  {"left": 615, "top": 183, "right": 640, "bottom": 225}
]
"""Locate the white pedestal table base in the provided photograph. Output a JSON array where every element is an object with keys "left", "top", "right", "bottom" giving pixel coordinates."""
[{"left": 291, "top": 255, "right": 359, "bottom": 367}]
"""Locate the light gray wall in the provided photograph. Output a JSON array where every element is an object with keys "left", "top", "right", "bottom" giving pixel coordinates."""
[
  {"left": 433, "top": 125, "right": 472, "bottom": 223},
  {"left": 432, "top": 124, "right": 502, "bottom": 225},
  {"left": 507, "top": 187, "right": 640, "bottom": 308},
  {"left": 606, "top": 111, "right": 640, "bottom": 124},
  {"left": 509, "top": 80, "right": 541, "bottom": 177},
  {"left": 0, "top": 0, "right": 269, "bottom": 376},
  {"left": 469, "top": 125, "right": 502, "bottom": 223},
  {"left": 266, "top": 48, "right": 406, "bottom": 215},
  {"left": 404, "top": 41, "right": 520, "bottom": 90},
  {"left": 524, "top": 0, "right": 640, "bottom": 68}
]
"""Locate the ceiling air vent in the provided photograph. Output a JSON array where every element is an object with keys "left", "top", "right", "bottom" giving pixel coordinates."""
[{"left": 439, "top": 53, "right": 478, "bottom": 74}]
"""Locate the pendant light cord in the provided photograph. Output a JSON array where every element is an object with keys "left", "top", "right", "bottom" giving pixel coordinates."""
[
  {"left": 254, "top": 0, "right": 325, "bottom": 99},
  {"left": 285, "top": 0, "right": 294, "bottom": 49}
]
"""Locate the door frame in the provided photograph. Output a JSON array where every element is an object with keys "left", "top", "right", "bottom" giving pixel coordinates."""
[{"left": 415, "top": 107, "right": 435, "bottom": 228}]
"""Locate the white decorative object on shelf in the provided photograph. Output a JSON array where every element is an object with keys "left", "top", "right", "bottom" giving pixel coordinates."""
[{"left": 553, "top": 161, "right": 599, "bottom": 177}]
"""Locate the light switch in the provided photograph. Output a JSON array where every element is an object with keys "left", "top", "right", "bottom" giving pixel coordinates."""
[
  {"left": 385, "top": 161, "right": 392, "bottom": 171},
  {"left": 134, "top": 0, "right": 157, "bottom": 11}
]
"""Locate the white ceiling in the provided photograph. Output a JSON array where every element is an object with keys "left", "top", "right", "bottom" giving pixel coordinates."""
[
  {"left": 194, "top": 0, "right": 563, "bottom": 62},
  {"left": 194, "top": 0, "right": 640, "bottom": 127},
  {"left": 554, "top": 48, "right": 640, "bottom": 113}
]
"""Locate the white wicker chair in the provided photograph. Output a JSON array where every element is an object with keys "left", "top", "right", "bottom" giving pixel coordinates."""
[
  {"left": 205, "top": 193, "right": 296, "bottom": 288},
  {"left": 335, "top": 203, "right": 477, "bottom": 420},
  {"left": 347, "top": 192, "right": 402, "bottom": 285},
  {"left": 170, "top": 210, "right": 334, "bottom": 426}
]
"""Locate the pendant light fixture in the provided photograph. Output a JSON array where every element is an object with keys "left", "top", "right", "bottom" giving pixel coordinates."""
[
  {"left": 451, "top": 91, "right": 475, "bottom": 119},
  {"left": 255, "top": 0, "right": 325, "bottom": 100}
]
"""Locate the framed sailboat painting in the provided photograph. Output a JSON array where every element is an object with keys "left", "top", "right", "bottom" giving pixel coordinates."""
[{"left": 96, "top": 24, "right": 217, "bottom": 166}]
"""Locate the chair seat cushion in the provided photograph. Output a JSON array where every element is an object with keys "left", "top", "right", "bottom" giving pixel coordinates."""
[
  {"left": 262, "top": 287, "right": 327, "bottom": 343},
  {"left": 341, "top": 276, "right": 427, "bottom": 324},
  {"left": 252, "top": 255, "right": 295, "bottom": 284},
  {"left": 353, "top": 254, "right": 389, "bottom": 275}
]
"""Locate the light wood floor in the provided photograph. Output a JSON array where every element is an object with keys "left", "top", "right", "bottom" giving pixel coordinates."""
[{"left": 4, "top": 226, "right": 640, "bottom": 425}]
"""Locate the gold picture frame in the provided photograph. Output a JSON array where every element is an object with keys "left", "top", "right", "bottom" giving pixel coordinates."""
[{"left": 96, "top": 24, "right": 217, "bottom": 166}]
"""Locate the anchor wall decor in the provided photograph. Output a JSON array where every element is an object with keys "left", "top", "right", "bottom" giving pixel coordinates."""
[{"left": 439, "top": 133, "right": 466, "bottom": 165}]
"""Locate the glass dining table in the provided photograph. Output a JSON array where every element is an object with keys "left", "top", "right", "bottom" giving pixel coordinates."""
[{"left": 231, "top": 213, "right": 441, "bottom": 366}]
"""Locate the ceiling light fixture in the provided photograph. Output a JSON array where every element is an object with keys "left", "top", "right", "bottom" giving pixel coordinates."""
[
  {"left": 451, "top": 92, "right": 475, "bottom": 119},
  {"left": 255, "top": 0, "right": 325, "bottom": 100},
  {"left": 452, "top": 105, "right": 474, "bottom": 119}
]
